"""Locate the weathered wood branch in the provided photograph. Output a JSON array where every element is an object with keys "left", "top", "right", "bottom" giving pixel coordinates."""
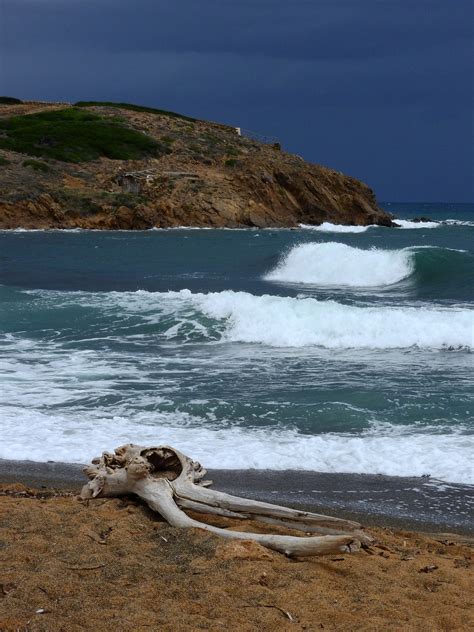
[{"left": 81, "top": 444, "right": 372, "bottom": 556}]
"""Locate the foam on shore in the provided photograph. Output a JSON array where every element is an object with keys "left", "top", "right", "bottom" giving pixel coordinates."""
[{"left": 1, "top": 409, "right": 472, "bottom": 484}]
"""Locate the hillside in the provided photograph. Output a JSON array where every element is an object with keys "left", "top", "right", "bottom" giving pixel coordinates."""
[{"left": 0, "top": 100, "right": 393, "bottom": 229}]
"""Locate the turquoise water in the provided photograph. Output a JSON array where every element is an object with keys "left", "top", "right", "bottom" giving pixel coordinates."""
[{"left": 0, "top": 203, "right": 473, "bottom": 483}]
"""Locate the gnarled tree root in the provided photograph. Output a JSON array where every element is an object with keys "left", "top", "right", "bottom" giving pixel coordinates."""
[{"left": 81, "top": 444, "right": 372, "bottom": 557}]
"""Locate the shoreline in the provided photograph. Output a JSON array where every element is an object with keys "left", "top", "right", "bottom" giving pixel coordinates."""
[
  {"left": 0, "top": 219, "right": 457, "bottom": 232},
  {"left": 2, "top": 458, "right": 473, "bottom": 536},
  {"left": 3, "top": 476, "right": 473, "bottom": 631}
]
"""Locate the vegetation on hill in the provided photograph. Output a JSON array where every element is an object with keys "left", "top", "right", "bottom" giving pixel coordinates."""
[
  {"left": 75, "top": 101, "right": 197, "bottom": 123},
  {"left": 0, "top": 96, "right": 23, "bottom": 105},
  {"left": 22, "top": 159, "right": 51, "bottom": 172},
  {"left": 0, "top": 108, "right": 168, "bottom": 163}
]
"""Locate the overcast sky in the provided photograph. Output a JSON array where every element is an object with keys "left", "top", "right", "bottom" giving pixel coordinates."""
[{"left": 1, "top": 0, "right": 473, "bottom": 202}]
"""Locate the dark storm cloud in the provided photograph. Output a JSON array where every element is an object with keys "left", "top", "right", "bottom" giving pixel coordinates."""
[
  {"left": 0, "top": 0, "right": 473, "bottom": 201},
  {"left": 3, "top": 0, "right": 472, "bottom": 61}
]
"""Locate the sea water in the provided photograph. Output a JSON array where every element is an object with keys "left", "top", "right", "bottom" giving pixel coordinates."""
[{"left": 0, "top": 202, "right": 473, "bottom": 484}]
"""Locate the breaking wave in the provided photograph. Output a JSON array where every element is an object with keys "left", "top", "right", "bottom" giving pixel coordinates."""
[
  {"left": 188, "top": 291, "right": 472, "bottom": 349},
  {"left": 299, "top": 222, "right": 373, "bottom": 233},
  {"left": 393, "top": 219, "right": 440, "bottom": 229},
  {"left": 299, "top": 219, "right": 448, "bottom": 231},
  {"left": 265, "top": 242, "right": 414, "bottom": 287},
  {"left": 1, "top": 409, "right": 472, "bottom": 483},
  {"left": 264, "top": 242, "right": 473, "bottom": 293},
  {"left": 68, "top": 288, "right": 472, "bottom": 350},
  {"left": 444, "top": 219, "right": 474, "bottom": 227}
]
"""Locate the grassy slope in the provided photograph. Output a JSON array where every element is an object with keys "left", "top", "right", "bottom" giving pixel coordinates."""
[
  {"left": 75, "top": 100, "right": 198, "bottom": 123},
  {"left": 0, "top": 96, "right": 23, "bottom": 105},
  {"left": 0, "top": 107, "right": 169, "bottom": 163}
]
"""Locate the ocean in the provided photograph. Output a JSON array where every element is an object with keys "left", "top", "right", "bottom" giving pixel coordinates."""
[{"left": 0, "top": 202, "right": 473, "bottom": 486}]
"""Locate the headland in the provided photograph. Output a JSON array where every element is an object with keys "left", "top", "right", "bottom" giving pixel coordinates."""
[{"left": 0, "top": 98, "right": 393, "bottom": 230}]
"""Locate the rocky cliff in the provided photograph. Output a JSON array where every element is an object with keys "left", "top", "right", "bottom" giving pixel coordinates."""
[{"left": 0, "top": 101, "right": 393, "bottom": 229}]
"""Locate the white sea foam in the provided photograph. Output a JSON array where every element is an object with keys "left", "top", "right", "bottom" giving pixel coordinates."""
[
  {"left": 265, "top": 242, "right": 414, "bottom": 287},
  {"left": 28, "top": 288, "right": 473, "bottom": 350},
  {"left": 1, "top": 409, "right": 472, "bottom": 483},
  {"left": 444, "top": 219, "right": 474, "bottom": 227},
  {"left": 181, "top": 290, "right": 473, "bottom": 349},
  {"left": 299, "top": 222, "right": 373, "bottom": 233},
  {"left": 393, "top": 219, "right": 440, "bottom": 229}
]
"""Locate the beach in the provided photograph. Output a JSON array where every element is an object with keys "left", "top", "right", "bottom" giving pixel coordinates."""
[
  {"left": 1, "top": 466, "right": 473, "bottom": 631},
  {"left": 1, "top": 460, "right": 473, "bottom": 535}
]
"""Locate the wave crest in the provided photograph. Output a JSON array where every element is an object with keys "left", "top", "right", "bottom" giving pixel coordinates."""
[
  {"left": 190, "top": 291, "right": 472, "bottom": 349},
  {"left": 299, "top": 222, "right": 372, "bottom": 233},
  {"left": 444, "top": 219, "right": 474, "bottom": 227},
  {"left": 18, "top": 287, "right": 474, "bottom": 350},
  {"left": 265, "top": 242, "right": 413, "bottom": 287},
  {"left": 393, "top": 219, "right": 440, "bottom": 229},
  {"left": 104, "top": 289, "right": 472, "bottom": 350}
]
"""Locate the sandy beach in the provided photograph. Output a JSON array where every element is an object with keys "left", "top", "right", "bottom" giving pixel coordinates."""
[{"left": 1, "top": 463, "right": 473, "bottom": 631}]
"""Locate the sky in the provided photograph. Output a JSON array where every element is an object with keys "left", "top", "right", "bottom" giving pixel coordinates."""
[{"left": 0, "top": 0, "right": 473, "bottom": 202}]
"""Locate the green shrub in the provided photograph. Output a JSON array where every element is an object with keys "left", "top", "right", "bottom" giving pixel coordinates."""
[
  {"left": 225, "top": 147, "right": 241, "bottom": 157},
  {"left": 0, "top": 156, "right": 10, "bottom": 166},
  {"left": 224, "top": 158, "right": 238, "bottom": 167},
  {"left": 53, "top": 189, "right": 102, "bottom": 216},
  {"left": 161, "top": 135, "right": 175, "bottom": 145},
  {"left": 203, "top": 133, "right": 221, "bottom": 146},
  {"left": 0, "top": 108, "right": 165, "bottom": 163},
  {"left": 23, "top": 159, "right": 50, "bottom": 172},
  {"left": 99, "top": 191, "right": 146, "bottom": 208},
  {"left": 0, "top": 96, "right": 23, "bottom": 105},
  {"left": 75, "top": 101, "right": 197, "bottom": 123}
]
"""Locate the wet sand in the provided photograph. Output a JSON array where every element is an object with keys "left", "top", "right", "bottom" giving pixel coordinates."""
[{"left": 1, "top": 459, "right": 473, "bottom": 535}]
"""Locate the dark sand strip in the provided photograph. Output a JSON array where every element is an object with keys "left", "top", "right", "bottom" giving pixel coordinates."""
[{"left": 1, "top": 459, "right": 472, "bottom": 535}]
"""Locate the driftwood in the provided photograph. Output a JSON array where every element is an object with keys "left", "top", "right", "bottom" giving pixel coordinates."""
[{"left": 81, "top": 444, "right": 371, "bottom": 557}]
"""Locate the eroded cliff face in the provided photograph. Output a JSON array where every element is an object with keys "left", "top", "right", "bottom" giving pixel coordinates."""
[{"left": 0, "top": 103, "right": 393, "bottom": 229}]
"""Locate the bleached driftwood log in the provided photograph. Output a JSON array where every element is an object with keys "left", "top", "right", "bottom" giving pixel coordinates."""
[{"left": 81, "top": 444, "right": 371, "bottom": 557}]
